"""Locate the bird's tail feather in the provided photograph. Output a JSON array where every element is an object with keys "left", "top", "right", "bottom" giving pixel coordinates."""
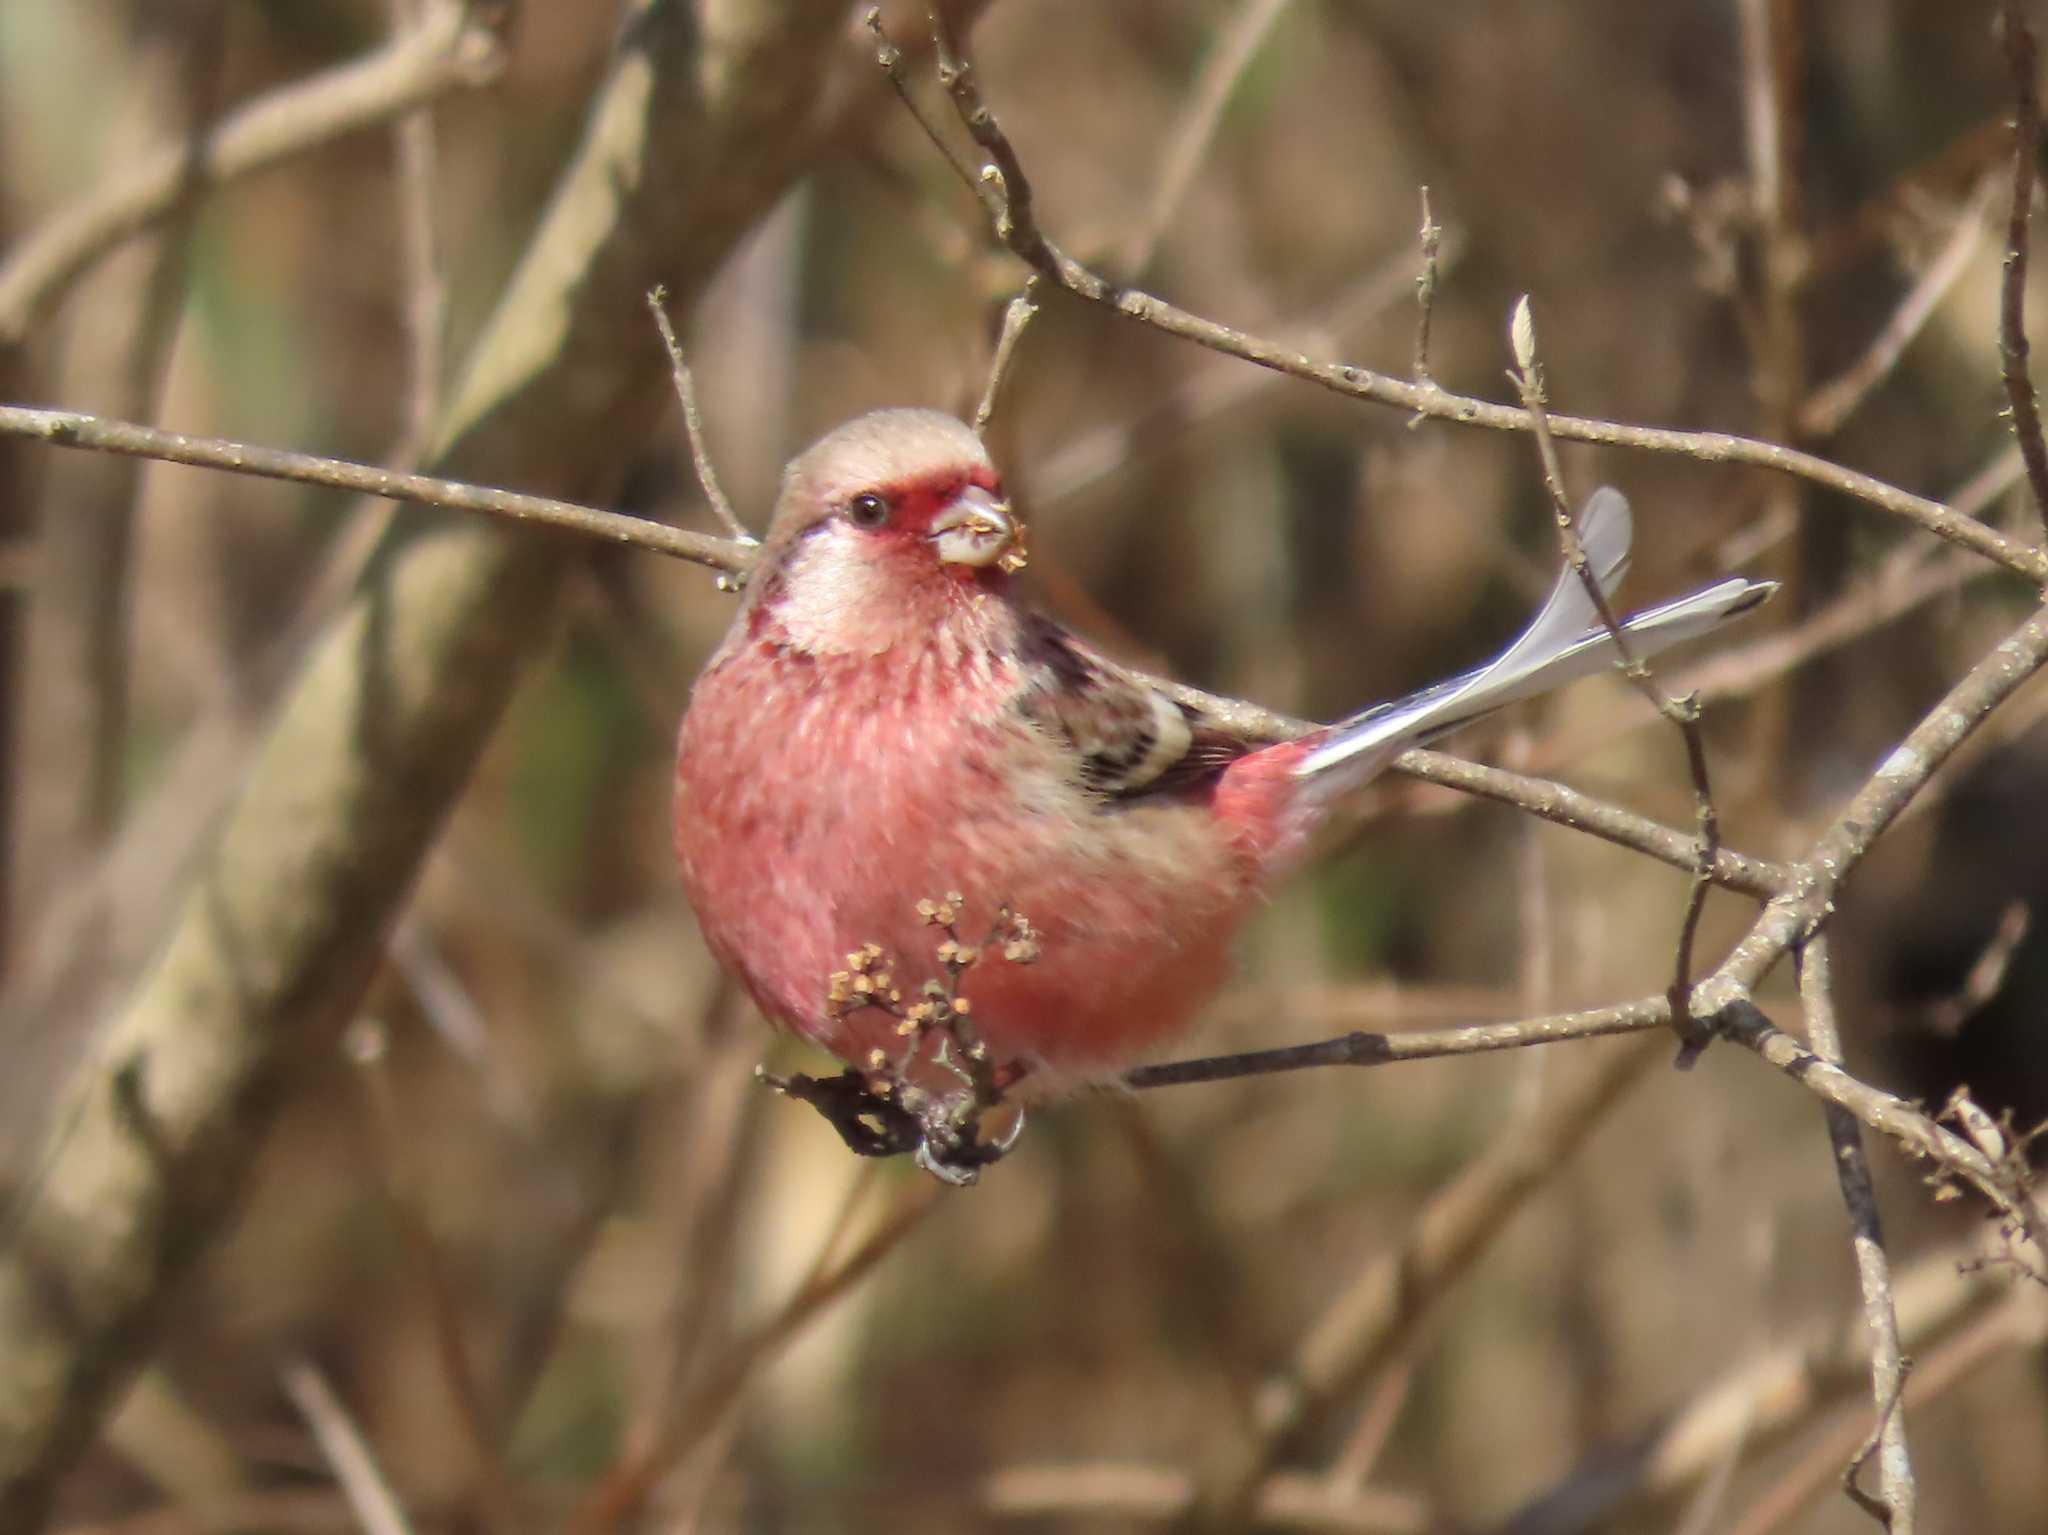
[{"left": 1295, "top": 488, "right": 1775, "bottom": 790}]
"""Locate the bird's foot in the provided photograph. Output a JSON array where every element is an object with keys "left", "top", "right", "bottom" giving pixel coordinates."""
[{"left": 756, "top": 1064, "right": 1026, "bottom": 1186}]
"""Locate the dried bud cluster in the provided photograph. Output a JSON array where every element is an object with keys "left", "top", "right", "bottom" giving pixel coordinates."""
[
  {"left": 916, "top": 892, "right": 965, "bottom": 926},
  {"left": 825, "top": 941, "right": 901, "bottom": 1017},
  {"left": 802, "top": 894, "right": 1043, "bottom": 1180},
  {"left": 999, "top": 909, "right": 1041, "bottom": 965}
]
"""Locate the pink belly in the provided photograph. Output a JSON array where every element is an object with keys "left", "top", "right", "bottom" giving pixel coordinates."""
[{"left": 674, "top": 651, "right": 1269, "bottom": 1088}]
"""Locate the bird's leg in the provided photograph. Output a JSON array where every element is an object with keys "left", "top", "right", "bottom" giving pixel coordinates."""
[
  {"left": 755, "top": 1066, "right": 926, "bottom": 1159},
  {"left": 760, "top": 897, "right": 1044, "bottom": 1184}
]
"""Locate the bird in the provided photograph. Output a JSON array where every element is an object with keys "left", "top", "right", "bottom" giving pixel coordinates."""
[{"left": 673, "top": 408, "right": 1772, "bottom": 1132}]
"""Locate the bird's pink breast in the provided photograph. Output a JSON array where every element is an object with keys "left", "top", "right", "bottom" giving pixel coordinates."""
[{"left": 674, "top": 636, "right": 1300, "bottom": 1087}]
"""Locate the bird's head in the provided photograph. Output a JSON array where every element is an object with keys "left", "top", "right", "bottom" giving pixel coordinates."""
[{"left": 740, "top": 409, "right": 1025, "bottom": 656}]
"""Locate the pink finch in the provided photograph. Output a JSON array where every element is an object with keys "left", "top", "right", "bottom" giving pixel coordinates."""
[{"left": 674, "top": 410, "right": 1770, "bottom": 1116}]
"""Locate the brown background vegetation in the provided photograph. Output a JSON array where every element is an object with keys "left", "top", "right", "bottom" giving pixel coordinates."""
[{"left": 0, "top": 2, "right": 2043, "bottom": 1532}]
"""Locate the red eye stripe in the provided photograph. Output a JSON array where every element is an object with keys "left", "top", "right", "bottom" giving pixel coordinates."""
[{"left": 857, "top": 466, "right": 1001, "bottom": 534}]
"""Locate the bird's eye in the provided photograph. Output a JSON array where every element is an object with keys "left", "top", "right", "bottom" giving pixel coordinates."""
[{"left": 847, "top": 493, "right": 890, "bottom": 529}]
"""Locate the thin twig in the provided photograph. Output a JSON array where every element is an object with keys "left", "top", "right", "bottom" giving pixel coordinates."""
[
  {"left": 1124, "top": 996, "right": 1671, "bottom": 1088},
  {"left": 0, "top": 404, "right": 750, "bottom": 572},
  {"left": 1177, "top": 1037, "right": 1662, "bottom": 1531},
  {"left": 1135, "top": 588, "right": 2048, "bottom": 1269},
  {"left": 984, "top": 1462, "right": 1429, "bottom": 1533},
  {"left": 1660, "top": 594, "right": 2048, "bottom": 1262},
  {"left": 1799, "top": 174, "right": 1996, "bottom": 438},
  {"left": 1721, "top": 1294, "right": 2042, "bottom": 1535},
  {"left": 602, "top": 1029, "right": 758, "bottom": 1518},
  {"left": 10, "top": 3, "right": 225, "bottom": 943},
  {"left": 929, "top": 8, "right": 1045, "bottom": 263},
  {"left": 863, "top": 8, "right": 983, "bottom": 198},
  {"left": 1506, "top": 296, "right": 1723, "bottom": 1061},
  {"left": 974, "top": 278, "right": 1040, "bottom": 435},
  {"left": 1412, "top": 187, "right": 1442, "bottom": 384},
  {"left": 646, "top": 287, "right": 752, "bottom": 544},
  {"left": 279, "top": 1359, "right": 417, "bottom": 1535},
  {"left": 1030, "top": 240, "right": 1453, "bottom": 508},
  {"left": 1715, "top": 996, "right": 2048, "bottom": 1274},
  {"left": 1500, "top": 1244, "right": 2028, "bottom": 1530},
  {"left": 566, "top": 1178, "right": 939, "bottom": 1534},
  {"left": 1493, "top": 440, "right": 2029, "bottom": 789},
  {"left": 0, "top": 0, "right": 506, "bottom": 343},
  {"left": 384, "top": 0, "right": 447, "bottom": 457},
  {"left": 0, "top": 394, "right": 1804, "bottom": 907},
  {"left": 0, "top": 4, "right": 858, "bottom": 1524},
  {"left": 1319, "top": 1359, "right": 1416, "bottom": 1505},
  {"left": 1735, "top": 0, "right": 1808, "bottom": 433},
  {"left": 872, "top": 12, "right": 2048, "bottom": 583},
  {"left": 387, "top": 918, "right": 536, "bottom": 1132},
  {"left": 1514, "top": 737, "right": 1555, "bottom": 1019},
  {"left": 1798, "top": 937, "right": 1917, "bottom": 1533},
  {"left": 1998, "top": 0, "right": 2048, "bottom": 537},
  {"left": 1921, "top": 900, "right": 2031, "bottom": 1036},
  {"left": 1116, "top": 0, "right": 1296, "bottom": 276},
  {"left": 1161, "top": 707, "right": 1793, "bottom": 899},
  {"left": 340, "top": 1019, "right": 525, "bottom": 1534}
]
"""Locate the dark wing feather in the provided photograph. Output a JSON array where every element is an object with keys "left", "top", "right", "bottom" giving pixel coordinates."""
[{"left": 1015, "top": 615, "right": 1256, "bottom": 801}]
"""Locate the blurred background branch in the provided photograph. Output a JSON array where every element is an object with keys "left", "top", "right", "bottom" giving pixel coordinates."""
[
  {"left": 0, "top": 3, "right": 2045, "bottom": 1533},
  {"left": 0, "top": 0, "right": 866, "bottom": 1524}
]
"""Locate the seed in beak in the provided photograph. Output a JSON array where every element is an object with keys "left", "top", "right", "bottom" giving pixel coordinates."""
[{"left": 931, "top": 486, "right": 1019, "bottom": 568}]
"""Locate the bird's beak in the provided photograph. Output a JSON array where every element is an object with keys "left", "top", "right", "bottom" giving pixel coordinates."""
[{"left": 929, "top": 485, "right": 1022, "bottom": 570}]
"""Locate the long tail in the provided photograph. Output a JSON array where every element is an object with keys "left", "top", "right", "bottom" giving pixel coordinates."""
[{"left": 1295, "top": 487, "right": 1775, "bottom": 790}]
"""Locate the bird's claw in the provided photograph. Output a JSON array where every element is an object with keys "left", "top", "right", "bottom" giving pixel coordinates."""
[{"left": 756, "top": 1064, "right": 1025, "bottom": 1185}]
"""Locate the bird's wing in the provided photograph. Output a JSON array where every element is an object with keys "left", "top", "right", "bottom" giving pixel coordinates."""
[{"left": 1016, "top": 615, "right": 1256, "bottom": 800}]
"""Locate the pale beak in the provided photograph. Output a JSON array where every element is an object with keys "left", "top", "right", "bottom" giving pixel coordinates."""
[{"left": 929, "top": 485, "right": 1019, "bottom": 568}]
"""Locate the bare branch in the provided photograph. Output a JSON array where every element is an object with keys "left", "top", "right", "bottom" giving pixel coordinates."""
[
  {"left": 1124, "top": 996, "right": 1671, "bottom": 1088},
  {"left": 646, "top": 286, "right": 753, "bottom": 544},
  {"left": 383, "top": 0, "right": 449, "bottom": 457},
  {"left": 1412, "top": 187, "right": 1442, "bottom": 384},
  {"left": 863, "top": 7, "right": 983, "bottom": 198},
  {"left": 0, "top": 404, "right": 751, "bottom": 573},
  {"left": 1800, "top": 175, "right": 1996, "bottom": 438},
  {"left": 567, "top": 1178, "right": 938, "bottom": 1534},
  {"left": 1699, "top": 601, "right": 2048, "bottom": 1012},
  {"left": 0, "top": 1, "right": 855, "bottom": 1521},
  {"left": 1506, "top": 1245, "right": 2031, "bottom": 1529},
  {"left": 1721, "top": 1294, "right": 2041, "bottom": 1535},
  {"left": 1180, "top": 1037, "right": 1662, "bottom": 1530},
  {"left": 10, "top": 2, "right": 226, "bottom": 940},
  {"left": 0, "top": 392, "right": 1800, "bottom": 919},
  {"left": 1505, "top": 295, "right": 1726, "bottom": 1056},
  {"left": 875, "top": 12, "right": 2048, "bottom": 583},
  {"left": 279, "top": 1359, "right": 416, "bottom": 1535},
  {"left": 974, "top": 278, "right": 1041, "bottom": 435},
  {"left": 985, "top": 1462, "right": 1428, "bottom": 1533},
  {"left": 0, "top": 0, "right": 507, "bottom": 344},
  {"left": 1714, "top": 999, "right": 2046, "bottom": 1270},
  {"left": 1799, "top": 937, "right": 1917, "bottom": 1533},
  {"left": 1397, "top": 749, "right": 1788, "bottom": 896},
  {"left": 1116, "top": 0, "right": 1297, "bottom": 276},
  {"left": 1031, "top": 244, "right": 1449, "bottom": 507},
  {"left": 340, "top": 1019, "right": 523, "bottom": 1533},
  {"left": 1999, "top": 1, "right": 2048, "bottom": 536}
]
